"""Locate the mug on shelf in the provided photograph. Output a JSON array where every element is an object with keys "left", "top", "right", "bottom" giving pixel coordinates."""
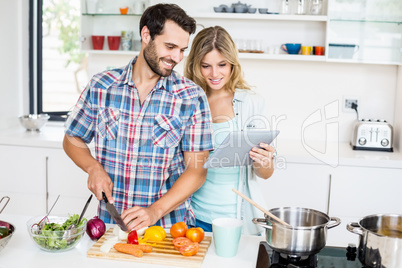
[
  {"left": 107, "top": 36, "right": 121, "bottom": 50},
  {"left": 313, "top": 46, "right": 325, "bottom": 55},
  {"left": 301, "top": 46, "right": 313, "bottom": 55},
  {"left": 281, "top": 43, "right": 301, "bottom": 54},
  {"left": 91, "top": 35, "right": 105, "bottom": 50}
]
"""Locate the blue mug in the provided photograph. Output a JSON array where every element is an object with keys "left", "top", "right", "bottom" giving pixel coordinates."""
[{"left": 281, "top": 43, "right": 301, "bottom": 54}]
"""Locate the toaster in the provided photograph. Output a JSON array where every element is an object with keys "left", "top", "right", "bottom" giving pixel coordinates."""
[{"left": 351, "top": 119, "right": 393, "bottom": 152}]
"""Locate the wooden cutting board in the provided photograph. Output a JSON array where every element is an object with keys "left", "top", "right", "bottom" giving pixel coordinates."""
[{"left": 87, "top": 228, "right": 212, "bottom": 268}]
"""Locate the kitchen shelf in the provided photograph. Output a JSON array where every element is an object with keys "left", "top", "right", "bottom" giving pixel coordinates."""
[
  {"left": 330, "top": 18, "right": 402, "bottom": 24},
  {"left": 82, "top": 49, "right": 139, "bottom": 56},
  {"left": 326, "top": 58, "right": 401, "bottom": 65},
  {"left": 82, "top": 13, "right": 142, "bottom": 16},
  {"left": 82, "top": 49, "right": 326, "bottom": 62},
  {"left": 238, "top": 53, "right": 326, "bottom": 61},
  {"left": 191, "top": 12, "right": 328, "bottom": 22},
  {"left": 80, "top": 0, "right": 401, "bottom": 65}
]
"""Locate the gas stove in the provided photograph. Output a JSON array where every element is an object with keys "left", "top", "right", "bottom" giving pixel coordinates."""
[{"left": 256, "top": 241, "right": 368, "bottom": 268}]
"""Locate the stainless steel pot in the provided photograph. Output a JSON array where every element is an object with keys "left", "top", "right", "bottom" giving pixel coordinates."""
[
  {"left": 347, "top": 214, "right": 402, "bottom": 268},
  {"left": 253, "top": 207, "right": 341, "bottom": 257}
]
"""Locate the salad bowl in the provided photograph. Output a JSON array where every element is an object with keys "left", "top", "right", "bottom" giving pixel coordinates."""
[
  {"left": 0, "top": 221, "right": 15, "bottom": 253},
  {"left": 27, "top": 215, "right": 87, "bottom": 252}
]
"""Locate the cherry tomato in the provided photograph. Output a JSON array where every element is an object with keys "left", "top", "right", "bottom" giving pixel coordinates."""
[
  {"left": 170, "top": 221, "right": 188, "bottom": 238},
  {"left": 186, "top": 227, "right": 205, "bottom": 243},
  {"left": 127, "top": 229, "right": 138, "bottom": 245},
  {"left": 179, "top": 242, "right": 199, "bottom": 256},
  {"left": 172, "top": 237, "right": 192, "bottom": 250}
]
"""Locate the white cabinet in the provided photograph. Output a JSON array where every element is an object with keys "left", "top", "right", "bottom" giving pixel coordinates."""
[
  {"left": 257, "top": 163, "right": 332, "bottom": 213},
  {"left": 0, "top": 145, "right": 98, "bottom": 218},
  {"left": 328, "top": 165, "right": 402, "bottom": 246},
  {"left": 0, "top": 145, "right": 47, "bottom": 215},
  {"left": 330, "top": 166, "right": 402, "bottom": 217},
  {"left": 46, "top": 148, "right": 99, "bottom": 218}
]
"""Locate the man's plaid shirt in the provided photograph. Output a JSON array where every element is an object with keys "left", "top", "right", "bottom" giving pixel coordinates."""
[{"left": 65, "top": 57, "right": 213, "bottom": 227}]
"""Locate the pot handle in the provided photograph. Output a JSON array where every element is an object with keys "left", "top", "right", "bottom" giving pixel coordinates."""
[
  {"left": 346, "top": 222, "right": 363, "bottom": 236},
  {"left": 327, "top": 217, "right": 341, "bottom": 229},
  {"left": 252, "top": 218, "right": 273, "bottom": 230}
]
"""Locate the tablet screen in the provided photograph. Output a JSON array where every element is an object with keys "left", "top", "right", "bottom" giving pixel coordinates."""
[{"left": 203, "top": 130, "right": 279, "bottom": 169}]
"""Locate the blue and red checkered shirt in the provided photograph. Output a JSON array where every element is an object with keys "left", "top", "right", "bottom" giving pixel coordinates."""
[{"left": 65, "top": 57, "right": 213, "bottom": 228}]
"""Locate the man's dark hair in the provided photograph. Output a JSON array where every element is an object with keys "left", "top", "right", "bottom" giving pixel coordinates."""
[{"left": 139, "top": 4, "right": 196, "bottom": 40}]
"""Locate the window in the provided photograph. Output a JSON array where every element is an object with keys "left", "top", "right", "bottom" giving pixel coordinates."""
[{"left": 30, "top": 0, "right": 88, "bottom": 121}]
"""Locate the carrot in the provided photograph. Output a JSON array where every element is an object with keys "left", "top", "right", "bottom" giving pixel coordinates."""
[
  {"left": 114, "top": 243, "right": 144, "bottom": 258},
  {"left": 130, "top": 244, "right": 153, "bottom": 253}
]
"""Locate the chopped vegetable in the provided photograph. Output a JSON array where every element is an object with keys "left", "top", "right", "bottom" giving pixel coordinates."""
[
  {"left": 173, "top": 237, "right": 192, "bottom": 250},
  {"left": 127, "top": 229, "right": 138, "bottom": 245},
  {"left": 113, "top": 225, "right": 128, "bottom": 240},
  {"left": 143, "top": 226, "right": 165, "bottom": 242},
  {"left": 125, "top": 244, "right": 152, "bottom": 253},
  {"left": 114, "top": 243, "right": 144, "bottom": 258},
  {"left": 105, "top": 235, "right": 119, "bottom": 243},
  {"left": 100, "top": 242, "right": 114, "bottom": 253},
  {"left": 0, "top": 226, "right": 9, "bottom": 239},
  {"left": 179, "top": 242, "right": 199, "bottom": 256},
  {"left": 137, "top": 226, "right": 148, "bottom": 236},
  {"left": 100, "top": 235, "right": 120, "bottom": 253},
  {"left": 149, "top": 226, "right": 166, "bottom": 239}
]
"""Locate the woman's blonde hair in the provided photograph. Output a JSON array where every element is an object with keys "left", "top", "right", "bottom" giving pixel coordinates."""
[{"left": 184, "top": 26, "right": 250, "bottom": 95}]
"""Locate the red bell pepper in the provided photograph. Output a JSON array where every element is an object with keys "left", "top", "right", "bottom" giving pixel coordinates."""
[{"left": 127, "top": 229, "right": 138, "bottom": 245}]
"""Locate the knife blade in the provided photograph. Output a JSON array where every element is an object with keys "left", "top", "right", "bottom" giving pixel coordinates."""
[{"left": 102, "top": 192, "right": 128, "bottom": 232}]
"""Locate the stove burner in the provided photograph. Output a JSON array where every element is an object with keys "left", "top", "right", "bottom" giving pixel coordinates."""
[
  {"left": 270, "top": 250, "right": 318, "bottom": 268},
  {"left": 255, "top": 241, "right": 365, "bottom": 268}
]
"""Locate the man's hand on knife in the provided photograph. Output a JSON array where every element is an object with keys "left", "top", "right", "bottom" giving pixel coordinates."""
[{"left": 87, "top": 164, "right": 114, "bottom": 203}]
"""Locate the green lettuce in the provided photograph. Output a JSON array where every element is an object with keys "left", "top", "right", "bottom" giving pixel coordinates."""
[{"left": 32, "top": 214, "right": 86, "bottom": 250}]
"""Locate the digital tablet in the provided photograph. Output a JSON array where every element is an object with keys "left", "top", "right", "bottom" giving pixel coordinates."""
[{"left": 203, "top": 130, "right": 280, "bottom": 169}]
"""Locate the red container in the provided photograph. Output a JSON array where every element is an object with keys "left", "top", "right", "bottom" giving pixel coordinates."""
[
  {"left": 107, "top": 36, "right": 121, "bottom": 50},
  {"left": 91, "top": 35, "right": 105, "bottom": 50}
]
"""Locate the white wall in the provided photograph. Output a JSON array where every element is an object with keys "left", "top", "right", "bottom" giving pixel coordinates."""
[
  {"left": 1, "top": 0, "right": 401, "bottom": 149},
  {"left": 0, "top": 0, "right": 29, "bottom": 130},
  {"left": 394, "top": 66, "right": 402, "bottom": 150},
  {"left": 87, "top": 54, "right": 398, "bottom": 143}
]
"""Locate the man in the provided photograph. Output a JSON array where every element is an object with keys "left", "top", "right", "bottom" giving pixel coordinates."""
[{"left": 63, "top": 4, "right": 213, "bottom": 231}]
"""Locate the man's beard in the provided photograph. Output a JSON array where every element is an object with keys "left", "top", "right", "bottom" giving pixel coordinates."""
[{"left": 143, "top": 39, "right": 176, "bottom": 77}]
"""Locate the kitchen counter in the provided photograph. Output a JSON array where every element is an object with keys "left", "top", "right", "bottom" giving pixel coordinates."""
[
  {"left": 0, "top": 213, "right": 264, "bottom": 268},
  {"left": 1, "top": 124, "right": 402, "bottom": 169}
]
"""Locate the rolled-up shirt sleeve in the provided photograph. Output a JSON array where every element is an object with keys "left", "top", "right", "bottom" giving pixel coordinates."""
[{"left": 64, "top": 85, "right": 96, "bottom": 144}]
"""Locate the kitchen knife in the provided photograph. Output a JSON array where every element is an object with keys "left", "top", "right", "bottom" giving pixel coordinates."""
[{"left": 102, "top": 192, "right": 128, "bottom": 232}]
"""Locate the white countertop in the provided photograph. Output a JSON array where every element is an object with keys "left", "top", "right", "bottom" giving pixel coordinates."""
[
  {"left": 1, "top": 124, "right": 402, "bottom": 169},
  {"left": 0, "top": 213, "right": 264, "bottom": 268}
]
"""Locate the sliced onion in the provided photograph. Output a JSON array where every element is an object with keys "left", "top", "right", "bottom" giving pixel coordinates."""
[{"left": 86, "top": 216, "right": 106, "bottom": 241}]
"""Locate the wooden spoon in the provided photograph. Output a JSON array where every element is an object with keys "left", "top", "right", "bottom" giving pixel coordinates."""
[{"left": 232, "top": 188, "right": 290, "bottom": 226}]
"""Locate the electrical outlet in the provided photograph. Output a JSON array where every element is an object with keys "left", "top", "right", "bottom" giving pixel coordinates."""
[{"left": 343, "top": 96, "right": 359, "bottom": 112}]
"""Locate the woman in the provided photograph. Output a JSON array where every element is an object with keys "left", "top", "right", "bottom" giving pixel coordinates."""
[{"left": 184, "top": 26, "right": 276, "bottom": 235}]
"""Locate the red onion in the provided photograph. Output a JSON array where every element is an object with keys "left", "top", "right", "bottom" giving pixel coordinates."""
[{"left": 86, "top": 216, "right": 106, "bottom": 241}]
